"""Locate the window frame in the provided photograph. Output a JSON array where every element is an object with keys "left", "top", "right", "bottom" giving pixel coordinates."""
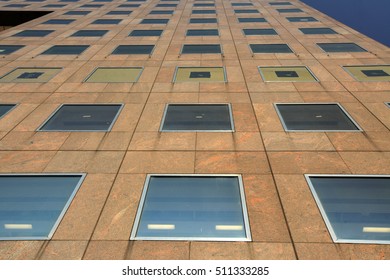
[
  {"left": 180, "top": 44, "right": 222, "bottom": 54},
  {"left": 342, "top": 65, "right": 390, "bottom": 82},
  {"left": 84, "top": 67, "right": 144, "bottom": 83},
  {"left": 258, "top": 66, "right": 319, "bottom": 82},
  {"left": 189, "top": 18, "right": 218, "bottom": 24},
  {"left": 111, "top": 45, "right": 156, "bottom": 55},
  {"left": 249, "top": 43, "right": 294, "bottom": 54},
  {"left": 242, "top": 28, "right": 278, "bottom": 36},
  {"left": 0, "top": 67, "right": 63, "bottom": 83},
  {"left": 173, "top": 66, "right": 227, "bottom": 83},
  {"left": 0, "top": 104, "right": 17, "bottom": 119},
  {"left": 317, "top": 43, "right": 367, "bottom": 53},
  {"left": 40, "top": 45, "right": 90, "bottom": 55},
  {"left": 185, "top": 29, "right": 219, "bottom": 36}
]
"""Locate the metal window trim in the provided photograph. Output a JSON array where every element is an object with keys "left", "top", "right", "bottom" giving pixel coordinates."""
[
  {"left": 342, "top": 65, "right": 390, "bottom": 82},
  {"left": 304, "top": 174, "right": 390, "bottom": 245},
  {"left": 273, "top": 102, "right": 363, "bottom": 132},
  {"left": 37, "top": 103, "right": 124, "bottom": 132},
  {"left": 249, "top": 43, "right": 295, "bottom": 55},
  {"left": 0, "top": 103, "right": 18, "bottom": 120},
  {"left": 180, "top": 44, "right": 223, "bottom": 55},
  {"left": 242, "top": 28, "right": 278, "bottom": 36},
  {"left": 316, "top": 42, "right": 368, "bottom": 53},
  {"left": 172, "top": 66, "right": 227, "bottom": 83},
  {"left": 0, "top": 67, "right": 63, "bottom": 83},
  {"left": 128, "top": 29, "right": 164, "bottom": 37},
  {"left": 159, "top": 103, "right": 235, "bottom": 132},
  {"left": 257, "top": 65, "right": 319, "bottom": 82},
  {"left": 130, "top": 174, "right": 252, "bottom": 242},
  {"left": 0, "top": 173, "right": 86, "bottom": 241},
  {"left": 111, "top": 44, "right": 156, "bottom": 56},
  {"left": 83, "top": 66, "right": 144, "bottom": 83},
  {"left": 185, "top": 28, "right": 220, "bottom": 37},
  {"left": 386, "top": 102, "right": 390, "bottom": 108}
]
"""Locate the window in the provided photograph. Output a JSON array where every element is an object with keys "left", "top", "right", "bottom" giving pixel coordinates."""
[
  {"left": 5, "top": 4, "right": 29, "bottom": 8},
  {"left": 343, "top": 65, "right": 390, "bottom": 82},
  {"left": 234, "top": 9, "right": 260, "bottom": 14},
  {"left": 269, "top": 1, "right": 291, "bottom": 5},
  {"left": 287, "top": 16, "right": 317, "bottom": 22},
  {"left": 0, "top": 45, "right": 24, "bottom": 55},
  {"left": 277, "top": 8, "right": 303, "bottom": 13},
  {"left": 317, "top": 43, "right": 367, "bottom": 53},
  {"left": 150, "top": 10, "right": 174, "bottom": 15},
  {"left": 43, "top": 4, "right": 66, "bottom": 8},
  {"left": 41, "top": 45, "right": 89, "bottom": 55},
  {"left": 186, "top": 29, "right": 219, "bottom": 36},
  {"left": 238, "top": 17, "right": 267, "bottom": 23},
  {"left": 275, "top": 103, "right": 361, "bottom": 131},
  {"left": 64, "top": 11, "right": 91, "bottom": 15},
  {"left": 250, "top": 44, "right": 293, "bottom": 53},
  {"left": 0, "top": 104, "right": 16, "bottom": 119},
  {"left": 91, "top": 19, "right": 122, "bottom": 24},
  {"left": 71, "top": 30, "right": 108, "bottom": 37},
  {"left": 243, "top": 28, "right": 277, "bottom": 35},
  {"left": 161, "top": 104, "right": 234, "bottom": 131},
  {"left": 0, "top": 174, "right": 85, "bottom": 240},
  {"left": 192, "top": 10, "right": 216, "bottom": 14},
  {"left": 129, "top": 30, "right": 163, "bottom": 37},
  {"left": 0, "top": 67, "right": 62, "bottom": 83},
  {"left": 305, "top": 175, "right": 390, "bottom": 244},
  {"left": 299, "top": 28, "right": 338, "bottom": 34},
  {"left": 43, "top": 19, "right": 75, "bottom": 25},
  {"left": 174, "top": 67, "right": 226, "bottom": 82},
  {"left": 111, "top": 45, "right": 155, "bottom": 55},
  {"left": 85, "top": 67, "right": 143, "bottom": 82},
  {"left": 181, "top": 44, "right": 221, "bottom": 54},
  {"left": 60, "top": 0, "right": 79, "bottom": 2},
  {"left": 39, "top": 104, "right": 123, "bottom": 131},
  {"left": 232, "top": 3, "right": 253, "bottom": 6},
  {"left": 140, "top": 19, "right": 169, "bottom": 24},
  {"left": 118, "top": 4, "right": 140, "bottom": 7},
  {"left": 80, "top": 4, "right": 103, "bottom": 8},
  {"left": 156, "top": 3, "right": 177, "bottom": 7},
  {"left": 13, "top": 30, "right": 54, "bottom": 37},
  {"left": 131, "top": 175, "right": 251, "bottom": 241},
  {"left": 106, "top": 11, "right": 132, "bottom": 15},
  {"left": 258, "top": 66, "right": 318, "bottom": 82},
  {"left": 194, "top": 3, "right": 215, "bottom": 7},
  {"left": 189, "top": 18, "right": 217, "bottom": 23}
]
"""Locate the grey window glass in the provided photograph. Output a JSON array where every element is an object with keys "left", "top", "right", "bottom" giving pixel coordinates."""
[
  {"left": 192, "top": 10, "right": 216, "bottom": 14},
  {"left": 194, "top": 3, "right": 215, "bottom": 6},
  {"left": 287, "top": 16, "right": 317, "bottom": 22},
  {"left": 234, "top": 9, "right": 260, "bottom": 13},
  {"left": 0, "top": 104, "right": 16, "bottom": 118},
  {"left": 150, "top": 10, "right": 174, "bottom": 14},
  {"left": 64, "top": 11, "right": 90, "bottom": 15},
  {"left": 141, "top": 19, "right": 169, "bottom": 24},
  {"left": 275, "top": 104, "right": 360, "bottom": 131},
  {"left": 106, "top": 11, "right": 132, "bottom": 15},
  {"left": 275, "top": 71, "right": 298, "bottom": 77},
  {"left": 17, "top": 72, "right": 44, "bottom": 79},
  {"left": 119, "top": 4, "right": 140, "bottom": 7},
  {"left": 127, "top": 0, "right": 146, "bottom": 1},
  {"left": 92, "top": 19, "right": 122, "bottom": 24},
  {"left": 182, "top": 44, "right": 221, "bottom": 54},
  {"left": 232, "top": 3, "right": 253, "bottom": 6},
  {"left": 0, "top": 174, "right": 84, "bottom": 240},
  {"left": 5, "top": 4, "right": 29, "bottom": 7},
  {"left": 186, "top": 29, "right": 219, "bottom": 36},
  {"left": 269, "top": 1, "right": 291, "bottom": 5},
  {"left": 112, "top": 45, "right": 155, "bottom": 55},
  {"left": 81, "top": 4, "right": 103, "bottom": 7},
  {"left": 40, "top": 104, "right": 122, "bottom": 131},
  {"left": 26, "top": 0, "right": 44, "bottom": 2},
  {"left": 238, "top": 17, "right": 267, "bottom": 23},
  {"left": 189, "top": 18, "right": 217, "bottom": 23},
  {"left": 306, "top": 175, "right": 390, "bottom": 244},
  {"left": 156, "top": 3, "right": 177, "bottom": 7},
  {"left": 43, "top": 4, "right": 66, "bottom": 7},
  {"left": 277, "top": 8, "right": 303, "bottom": 13},
  {"left": 0, "top": 45, "right": 24, "bottom": 55},
  {"left": 71, "top": 30, "right": 108, "bottom": 37},
  {"left": 317, "top": 43, "right": 367, "bottom": 53},
  {"left": 243, "top": 28, "right": 277, "bottom": 35},
  {"left": 13, "top": 30, "right": 54, "bottom": 37},
  {"left": 362, "top": 70, "right": 389, "bottom": 77},
  {"left": 129, "top": 30, "right": 163, "bottom": 36},
  {"left": 43, "top": 19, "right": 75, "bottom": 25},
  {"left": 94, "top": 0, "right": 111, "bottom": 2},
  {"left": 41, "top": 45, "right": 89, "bottom": 55},
  {"left": 300, "top": 28, "right": 338, "bottom": 34},
  {"left": 161, "top": 104, "right": 233, "bottom": 131},
  {"left": 250, "top": 44, "right": 293, "bottom": 53},
  {"left": 132, "top": 175, "right": 250, "bottom": 241},
  {"left": 61, "top": 0, "right": 79, "bottom": 2}
]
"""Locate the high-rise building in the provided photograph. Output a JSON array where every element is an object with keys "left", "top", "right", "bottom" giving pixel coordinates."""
[{"left": 0, "top": 0, "right": 389, "bottom": 260}]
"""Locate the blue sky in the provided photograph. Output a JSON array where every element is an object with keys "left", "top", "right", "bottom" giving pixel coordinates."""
[{"left": 300, "top": 0, "right": 390, "bottom": 47}]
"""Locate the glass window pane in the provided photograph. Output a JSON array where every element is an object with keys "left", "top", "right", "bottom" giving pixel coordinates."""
[
  {"left": 317, "top": 43, "right": 367, "bottom": 52},
  {"left": 91, "top": 19, "right": 122, "bottom": 24},
  {"left": 189, "top": 18, "right": 217, "bottom": 23},
  {"left": 0, "top": 45, "right": 24, "bottom": 55},
  {"left": 141, "top": 19, "right": 169, "bottom": 24},
  {"left": 277, "top": 8, "right": 303, "bottom": 13},
  {"left": 287, "top": 17, "right": 317, "bottom": 22},
  {"left": 0, "top": 104, "right": 16, "bottom": 118},
  {"left": 192, "top": 10, "right": 216, "bottom": 14},
  {"left": 299, "top": 28, "right": 338, "bottom": 34},
  {"left": 85, "top": 67, "right": 143, "bottom": 82},
  {"left": 129, "top": 30, "right": 163, "bottom": 37},
  {"left": 238, "top": 17, "right": 267, "bottom": 23},
  {"left": 234, "top": 9, "right": 260, "bottom": 13},
  {"left": 0, "top": 68, "right": 62, "bottom": 83},
  {"left": 259, "top": 66, "right": 318, "bottom": 82},
  {"left": 150, "top": 10, "right": 174, "bottom": 14},
  {"left": 106, "top": 11, "right": 132, "bottom": 15},
  {"left": 343, "top": 65, "right": 390, "bottom": 82},
  {"left": 64, "top": 11, "right": 91, "bottom": 15},
  {"left": 43, "top": 19, "right": 75, "bottom": 25},
  {"left": 243, "top": 28, "right": 277, "bottom": 35},
  {"left": 250, "top": 44, "right": 293, "bottom": 53},
  {"left": 71, "top": 30, "right": 108, "bottom": 37},
  {"left": 111, "top": 45, "right": 155, "bottom": 55},
  {"left": 186, "top": 29, "right": 219, "bottom": 36},
  {"left": 41, "top": 45, "right": 89, "bottom": 55},
  {"left": 232, "top": 3, "right": 253, "bottom": 6},
  {"left": 13, "top": 30, "right": 54, "bottom": 37},
  {"left": 182, "top": 44, "right": 221, "bottom": 54}
]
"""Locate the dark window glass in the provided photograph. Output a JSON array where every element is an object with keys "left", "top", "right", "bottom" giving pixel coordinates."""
[
  {"left": 182, "top": 44, "right": 221, "bottom": 54},
  {"left": 132, "top": 175, "right": 249, "bottom": 240},
  {"left": 118, "top": 4, "right": 140, "bottom": 7},
  {"left": 0, "top": 104, "right": 16, "bottom": 118},
  {"left": 91, "top": 19, "right": 122, "bottom": 24},
  {"left": 275, "top": 71, "right": 298, "bottom": 78},
  {"left": 13, "top": 30, "right": 54, "bottom": 37},
  {"left": 40, "top": 104, "right": 122, "bottom": 131},
  {"left": 192, "top": 10, "right": 216, "bottom": 14},
  {"left": 243, "top": 28, "right": 277, "bottom": 35},
  {"left": 275, "top": 104, "right": 360, "bottom": 131},
  {"left": 238, "top": 17, "right": 267, "bottom": 23},
  {"left": 194, "top": 3, "right": 215, "bottom": 6},
  {"left": 112, "top": 45, "right": 155, "bottom": 55},
  {"left": 141, "top": 19, "right": 169, "bottom": 24},
  {"left": 94, "top": 0, "right": 111, "bottom": 2},
  {"left": 234, "top": 9, "right": 259, "bottom": 13},
  {"left": 250, "top": 44, "right": 293, "bottom": 53},
  {"left": 161, "top": 104, "right": 233, "bottom": 131},
  {"left": 287, "top": 16, "right": 317, "bottom": 22},
  {"left": 362, "top": 70, "right": 389, "bottom": 77},
  {"left": 232, "top": 3, "right": 253, "bottom": 6},
  {"left": 80, "top": 4, "right": 103, "bottom": 8},
  {"left": 277, "top": 8, "right": 303, "bottom": 13},
  {"left": 186, "top": 29, "right": 219, "bottom": 36},
  {"left": 43, "top": 19, "right": 75, "bottom": 25},
  {"left": 0, "top": 45, "right": 24, "bottom": 55},
  {"left": 156, "top": 3, "right": 177, "bottom": 7},
  {"left": 127, "top": 0, "right": 146, "bottom": 1},
  {"left": 317, "top": 43, "right": 367, "bottom": 53},
  {"left": 189, "top": 18, "right": 217, "bottom": 23},
  {"left": 0, "top": 174, "right": 85, "bottom": 240},
  {"left": 150, "top": 10, "right": 174, "bottom": 14},
  {"left": 64, "top": 11, "right": 91, "bottom": 15},
  {"left": 43, "top": 4, "right": 66, "bottom": 7},
  {"left": 299, "top": 28, "right": 338, "bottom": 34},
  {"left": 71, "top": 30, "right": 108, "bottom": 37},
  {"left": 26, "top": 0, "right": 45, "bottom": 2},
  {"left": 106, "top": 11, "right": 132, "bottom": 15},
  {"left": 60, "top": 0, "right": 79, "bottom": 2},
  {"left": 41, "top": 45, "right": 89, "bottom": 55},
  {"left": 5, "top": 4, "right": 29, "bottom": 7},
  {"left": 190, "top": 72, "right": 211, "bottom": 78},
  {"left": 269, "top": 1, "right": 291, "bottom": 5},
  {"left": 306, "top": 175, "right": 390, "bottom": 243},
  {"left": 129, "top": 30, "right": 163, "bottom": 36},
  {"left": 17, "top": 72, "right": 44, "bottom": 79}
]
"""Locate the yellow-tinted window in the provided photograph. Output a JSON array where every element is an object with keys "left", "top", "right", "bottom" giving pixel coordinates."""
[
  {"left": 258, "top": 66, "right": 318, "bottom": 82},
  {"left": 174, "top": 67, "right": 226, "bottom": 82},
  {"left": 343, "top": 65, "right": 390, "bottom": 82},
  {"left": 0, "top": 67, "right": 62, "bottom": 83},
  {"left": 85, "top": 67, "right": 143, "bottom": 83}
]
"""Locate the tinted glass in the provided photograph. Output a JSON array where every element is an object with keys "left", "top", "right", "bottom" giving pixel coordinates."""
[
  {"left": 141, "top": 19, "right": 169, "bottom": 24},
  {"left": 192, "top": 10, "right": 216, "bottom": 14},
  {"left": 186, "top": 29, "right": 219, "bottom": 36},
  {"left": 118, "top": 4, "right": 140, "bottom": 7},
  {"left": 182, "top": 44, "right": 221, "bottom": 54},
  {"left": 0, "top": 105, "right": 15, "bottom": 118},
  {"left": 5, "top": 4, "right": 29, "bottom": 7},
  {"left": 276, "top": 104, "right": 360, "bottom": 131},
  {"left": 129, "top": 30, "right": 163, "bottom": 36},
  {"left": 91, "top": 19, "right": 122, "bottom": 24},
  {"left": 234, "top": 9, "right": 259, "bottom": 13},
  {"left": 0, "top": 45, "right": 24, "bottom": 54},
  {"left": 40, "top": 104, "right": 122, "bottom": 131},
  {"left": 317, "top": 43, "right": 367, "bottom": 52},
  {"left": 0, "top": 175, "right": 84, "bottom": 239},
  {"left": 41, "top": 45, "right": 89, "bottom": 55},
  {"left": 162, "top": 104, "right": 233, "bottom": 131},
  {"left": 156, "top": 3, "right": 177, "bottom": 7},
  {"left": 250, "top": 44, "right": 293, "bottom": 53},
  {"left": 81, "top": 4, "right": 103, "bottom": 7},
  {"left": 300, "top": 28, "right": 338, "bottom": 34},
  {"left": 238, "top": 17, "right": 267, "bottom": 22},
  {"left": 287, "top": 16, "right": 317, "bottom": 22},
  {"left": 232, "top": 3, "right": 253, "bottom": 6},
  {"left": 43, "top": 19, "right": 75, "bottom": 24},
  {"left": 269, "top": 1, "right": 291, "bottom": 5},
  {"left": 277, "top": 8, "right": 303, "bottom": 13},
  {"left": 243, "top": 28, "right": 277, "bottom": 35},
  {"left": 307, "top": 176, "right": 390, "bottom": 243},
  {"left": 150, "top": 10, "right": 174, "bottom": 14},
  {"left": 71, "top": 30, "right": 108, "bottom": 37},
  {"left": 134, "top": 176, "right": 249, "bottom": 240},
  {"left": 106, "top": 11, "right": 132, "bottom": 15},
  {"left": 189, "top": 18, "right": 217, "bottom": 23},
  {"left": 194, "top": 3, "right": 215, "bottom": 6},
  {"left": 362, "top": 70, "right": 389, "bottom": 77},
  {"left": 13, "top": 30, "right": 54, "bottom": 37},
  {"left": 64, "top": 11, "right": 91, "bottom": 15},
  {"left": 112, "top": 45, "right": 155, "bottom": 55},
  {"left": 43, "top": 4, "right": 65, "bottom": 7}
]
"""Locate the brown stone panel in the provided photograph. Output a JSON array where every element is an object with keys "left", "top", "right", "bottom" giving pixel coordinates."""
[
  {"left": 263, "top": 132, "right": 335, "bottom": 151},
  {"left": 83, "top": 241, "right": 129, "bottom": 260},
  {"left": 135, "top": 104, "right": 166, "bottom": 132},
  {"left": 251, "top": 243, "right": 296, "bottom": 260},
  {"left": 60, "top": 132, "right": 105, "bottom": 151},
  {"left": 129, "top": 132, "right": 196, "bottom": 151},
  {"left": 0, "top": 241, "right": 43, "bottom": 260},
  {"left": 0, "top": 104, "right": 39, "bottom": 132},
  {"left": 232, "top": 103, "right": 259, "bottom": 132},
  {"left": 39, "top": 241, "right": 88, "bottom": 260},
  {"left": 295, "top": 243, "right": 342, "bottom": 260},
  {"left": 0, "top": 151, "right": 56, "bottom": 172},
  {"left": 253, "top": 103, "right": 284, "bottom": 132},
  {"left": 128, "top": 241, "right": 190, "bottom": 260},
  {"left": 0, "top": 131, "right": 69, "bottom": 150},
  {"left": 338, "top": 244, "right": 390, "bottom": 260},
  {"left": 196, "top": 132, "right": 264, "bottom": 151},
  {"left": 190, "top": 242, "right": 251, "bottom": 260},
  {"left": 98, "top": 132, "right": 133, "bottom": 151},
  {"left": 339, "top": 152, "right": 390, "bottom": 174},
  {"left": 327, "top": 132, "right": 390, "bottom": 151}
]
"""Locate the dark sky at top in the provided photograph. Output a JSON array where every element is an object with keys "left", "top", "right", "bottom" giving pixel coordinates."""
[{"left": 300, "top": 0, "right": 390, "bottom": 47}]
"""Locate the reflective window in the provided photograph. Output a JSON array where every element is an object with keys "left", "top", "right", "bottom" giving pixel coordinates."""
[
  {"left": 111, "top": 45, "right": 155, "bottom": 55},
  {"left": 5, "top": 4, "right": 29, "bottom": 7},
  {"left": 0, "top": 45, "right": 24, "bottom": 55},
  {"left": 91, "top": 19, "right": 122, "bottom": 24},
  {"left": 186, "top": 29, "right": 219, "bottom": 36},
  {"left": 343, "top": 65, "right": 390, "bottom": 82},
  {"left": 181, "top": 44, "right": 221, "bottom": 54},
  {"left": 43, "top": 19, "right": 75, "bottom": 25},
  {"left": 0, "top": 174, "right": 85, "bottom": 240},
  {"left": 259, "top": 66, "right": 318, "bottom": 82},
  {"left": 317, "top": 43, "right": 367, "bottom": 53},
  {"left": 250, "top": 44, "right": 293, "bottom": 53},
  {"left": 43, "top": 4, "right": 66, "bottom": 7},
  {"left": 275, "top": 103, "right": 361, "bottom": 131},
  {"left": 131, "top": 175, "right": 250, "bottom": 241},
  {"left": 13, "top": 30, "right": 54, "bottom": 37},
  {"left": 80, "top": 4, "right": 103, "bottom": 7},
  {"left": 174, "top": 67, "right": 226, "bottom": 82},
  {"left": 0, "top": 104, "right": 16, "bottom": 119},
  {"left": 232, "top": 3, "right": 253, "bottom": 6},
  {"left": 243, "top": 28, "right": 277, "bottom": 35},
  {"left": 0, "top": 68, "right": 62, "bottom": 83},
  {"left": 189, "top": 18, "right": 217, "bottom": 23},
  {"left": 106, "top": 11, "right": 132, "bottom": 15},
  {"left": 238, "top": 17, "right": 267, "bottom": 23},
  {"left": 287, "top": 16, "right": 317, "bottom": 22},
  {"left": 140, "top": 19, "right": 169, "bottom": 24},
  {"left": 129, "top": 30, "right": 163, "bottom": 37},
  {"left": 299, "top": 28, "right": 338, "bottom": 34},
  {"left": 269, "top": 1, "right": 291, "bottom": 5},
  {"left": 194, "top": 3, "right": 215, "bottom": 6},
  {"left": 156, "top": 3, "right": 177, "bottom": 7},
  {"left": 306, "top": 175, "right": 390, "bottom": 244},
  {"left": 85, "top": 67, "right": 143, "bottom": 82},
  {"left": 150, "top": 10, "right": 174, "bottom": 14},
  {"left": 277, "top": 8, "right": 303, "bottom": 13},
  {"left": 192, "top": 10, "right": 216, "bottom": 14},
  {"left": 64, "top": 11, "right": 91, "bottom": 15},
  {"left": 118, "top": 4, "right": 140, "bottom": 7},
  {"left": 234, "top": 9, "right": 260, "bottom": 13},
  {"left": 161, "top": 104, "right": 233, "bottom": 131},
  {"left": 41, "top": 45, "right": 89, "bottom": 55},
  {"left": 39, "top": 104, "right": 122, "bottom": 131},
  {"left": 71, "top": 30, "right": 108, "bottom": 37}
]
